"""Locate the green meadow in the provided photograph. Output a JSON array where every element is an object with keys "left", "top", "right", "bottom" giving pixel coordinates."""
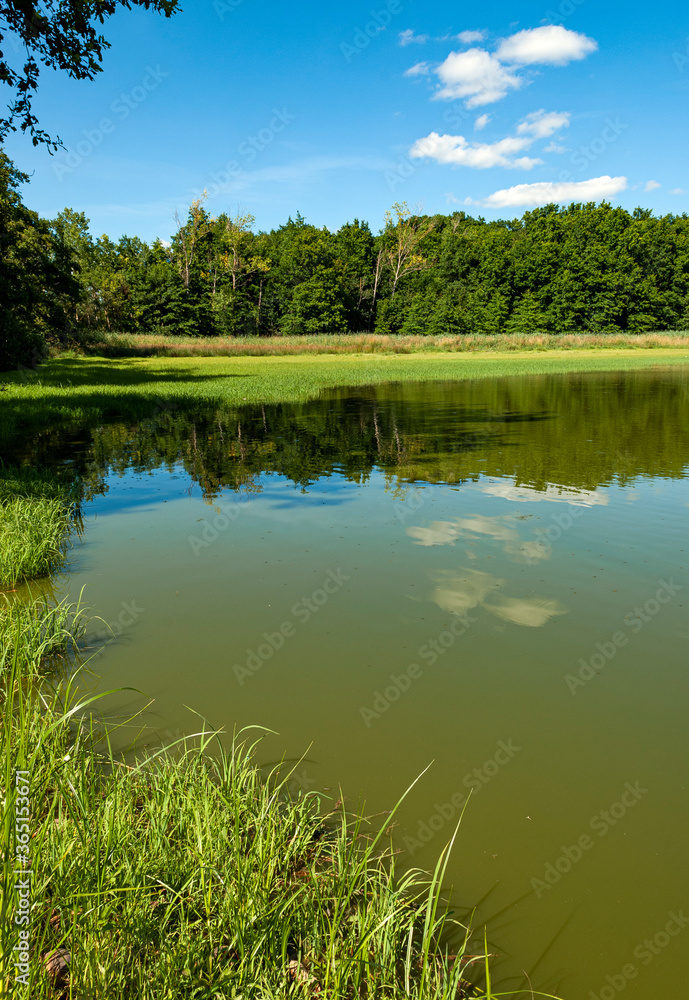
[{"left": 2, "top": 349, "right": 688, "bottom": 448}]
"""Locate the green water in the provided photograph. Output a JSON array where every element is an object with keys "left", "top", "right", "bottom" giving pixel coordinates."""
[{"left": 9, "top": 366, "right": 689, "bottom": 999}]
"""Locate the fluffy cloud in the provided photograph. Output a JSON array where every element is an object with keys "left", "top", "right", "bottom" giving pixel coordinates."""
[
  {"left": 456, "top": 29, "right": 486, "bottom": 44},
  {"left": 671, "top": 188, "right": 686, "bottom": 195},
  {"left": 496, "top": 25, "right": 598, "bottom": 66},
  {"left": 516, "top": 109, "right": 570, "bottom": 139},
  {"left": 399, "top": 29, "right": 429, "bottom": 46},
  {"left": 413, "top": 25, "right": 597, "bottom": 108},
  {"left": 645, "top": 180, "right": 661, "bottom": 192},
  {"left": 410, "top": 108, "right": 569, "bottom": 171},
  {"left": 483, "top": 175, "right": 628, "bottom": 208},
  {"left": 410, "top": 132, "right": 542, "bottom": 169},
  {"left": 434, "top": 48, "right": 522, "bottom": 106}
]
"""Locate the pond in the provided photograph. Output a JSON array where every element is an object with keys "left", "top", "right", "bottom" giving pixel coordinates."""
[{"left": 8, "top": 366, "right": 689, "bottom": 999}]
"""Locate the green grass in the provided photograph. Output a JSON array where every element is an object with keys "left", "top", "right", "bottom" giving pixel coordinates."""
[
  {"left": 1, "top": 350, "right": 689, "bottom": 452},
  {"left": 0, "top": 467, "right": 79, "bottom": 590},
  {"left": 0, "top": 592, "right": 89, "bottom": 676},
  {"left": 0, "top": 498, "right": 73, "bottom": 589},
  {"left": 0, "top": 466, "right": 76, "bottom": 505},
  {"left": 0, "top": 600, "right": 564, "bottom": 999}
]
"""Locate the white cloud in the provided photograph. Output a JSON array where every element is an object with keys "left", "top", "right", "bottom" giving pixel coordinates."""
[
  {"left": 483, "top": 175, "right": 628, "bottom": 208},
  {"left": 404, "top": 61, "right": 430, "bottom": 77},
  {"left": 456, "top": 30, "right": 486, "bottom": 44},
  {"left": 434, "top": 47, "right": 523, "bottom": 106},
  {"left": 399, "top": 28, "right": 429, "bottom": 46},
  {"left": 410, "top": 131, "right": 542, "bottom": 169},
  {"left": 670, "top": 188, "right": 686, "bottom": 195},
  {"left": 496, "top": 25, "right": 598, "bottom": 66},
  {"left": 645, "top": 180, "right": 661, "bottom": 192},
  {"left": 410, "top": 109, "right": 569, "bottom": 172},
  {"left": 406, "top": 25, "right": 598, "bottom": 108},
  {"left": 544, "top": 141, "right": 567, "bottom": 154},
  {"left": 516, "top": 109, "right": 570, "bottom": 139},
  {"left": 418, "top": 26, "right": 597, "bottom": 108}
]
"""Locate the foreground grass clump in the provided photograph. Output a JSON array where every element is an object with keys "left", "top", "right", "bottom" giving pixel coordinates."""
[
  {"left": 0, "top": 467, "right": 77, "bottom": 589},
  {"left": 0, "top": 593, "right": 88, "bottom": 676},
  {"left": 0, "top": 606, "right": 531, "bottom": 999},
  {"left": 23, "top": 740, "right": 486, "bottom": 997},
  {"left": 0, "top": 499, "right": 72, "bottom": 589},
  {"left": 81, "top": 330, "right": 689, "bottom": 358}
]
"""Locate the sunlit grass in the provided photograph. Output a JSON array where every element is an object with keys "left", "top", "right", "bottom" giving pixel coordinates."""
[
  {"left": 0, "top": 467, "right": 78, "bottom": 589},
  {"left": 0, "top": 592, "right": 89, "bottom": 675},
  {"left": 1, "top": 349, "right": 688, "bottom": 454},
  {"left": 80, "top": 330, "right": 689, "bottom": 358},
  {"left": 0, "top": 498, "right": 73, "bottom": 589}
]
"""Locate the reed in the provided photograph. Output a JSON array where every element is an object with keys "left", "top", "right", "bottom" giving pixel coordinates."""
[{"left": 79, "top": 329, "right": 689, "bottom": 359}]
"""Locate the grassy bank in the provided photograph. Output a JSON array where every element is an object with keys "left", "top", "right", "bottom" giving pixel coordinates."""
[
  {"left": 0, "top": 468, "right": 78, "bottom": 589},
  {"left": 2, "top": 350, "right": 689, "bottom": 451},
  {"left": 81, "top": 330, "right": 689, "bottom": 359}
]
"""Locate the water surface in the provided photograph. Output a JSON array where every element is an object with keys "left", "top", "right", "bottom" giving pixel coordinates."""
[{"left": 7, "top": 367, "right": 689, "bottom": 999}]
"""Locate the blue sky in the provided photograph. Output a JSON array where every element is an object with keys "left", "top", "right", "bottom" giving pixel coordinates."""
[{"left": 3, "top": 0, "right": 688, "bottom": 242}]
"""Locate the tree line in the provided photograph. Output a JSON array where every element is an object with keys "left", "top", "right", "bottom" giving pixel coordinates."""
[{"left": 2, "top": 149, "right": 689, "bottom": 369}]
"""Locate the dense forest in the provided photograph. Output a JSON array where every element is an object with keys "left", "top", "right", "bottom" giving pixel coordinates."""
[{"left": 2, "top": 149, "right": 689, "bottom": 369}]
